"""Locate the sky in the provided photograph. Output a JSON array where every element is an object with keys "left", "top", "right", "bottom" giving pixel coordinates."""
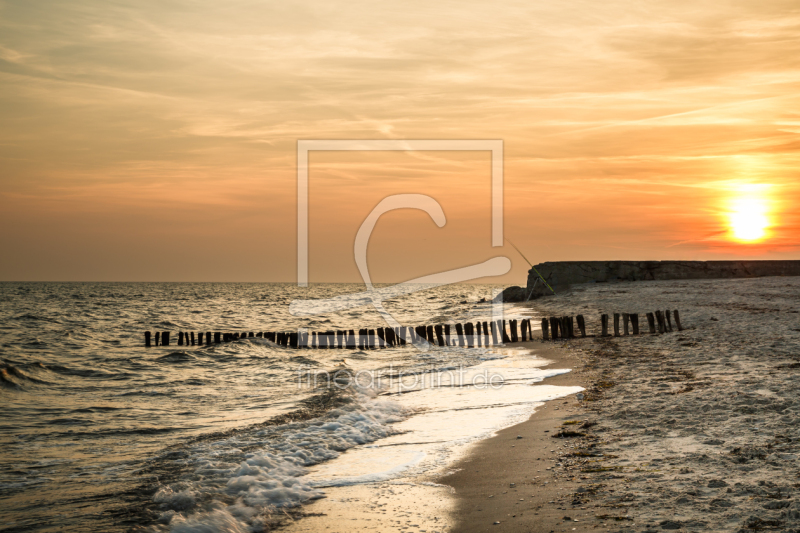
[{"left": 0, "top": 0, "right": 799, "bottom": 283}]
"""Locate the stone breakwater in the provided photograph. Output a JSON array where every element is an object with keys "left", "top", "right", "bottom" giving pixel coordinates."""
[{"left": 499, "top": 260, "right": 800, "bottom": 301}]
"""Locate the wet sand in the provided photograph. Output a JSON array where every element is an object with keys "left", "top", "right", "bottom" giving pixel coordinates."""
[{"left": 439, "top": 344, "right": 595, "bottom": 533}]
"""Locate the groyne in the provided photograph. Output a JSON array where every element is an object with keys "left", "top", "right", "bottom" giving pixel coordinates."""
[{"left": 502, "top": 260, "right": 800, "bottom": 301}]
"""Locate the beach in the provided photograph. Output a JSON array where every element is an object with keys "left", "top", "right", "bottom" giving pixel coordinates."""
[
  {"left": 442, "top": 275, "right": 800, "bottom": 533},
  {"left": 4, "top": 277, "right": 799, "bottom": 532}
]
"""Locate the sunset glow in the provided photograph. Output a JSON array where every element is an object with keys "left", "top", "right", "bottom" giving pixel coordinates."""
[{"left": 0, "top": 2, "right": 799, "bottom": 281}]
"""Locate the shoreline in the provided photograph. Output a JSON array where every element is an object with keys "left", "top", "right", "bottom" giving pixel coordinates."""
[
  {"left": 279, "top": 341, "right": 586, "bottom": 533},
  {"left": 438, "top": 342, "right": 597, "bottom": 533},
  {"left": 285, "top": 275, "right": 800, "bottom": 533}
]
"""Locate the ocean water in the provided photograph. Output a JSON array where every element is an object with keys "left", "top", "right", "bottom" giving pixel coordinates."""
[{"left": 0, "top": 283, "right": 578, "bottom": 532}]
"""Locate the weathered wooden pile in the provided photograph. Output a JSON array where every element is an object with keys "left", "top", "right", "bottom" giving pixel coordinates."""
[
  {"left": 144, "top": 310, "right": 683, "bottom": 348},
  {"left": 144, "top": 318, "right": 535, "bottom": 348},
  {"left": 541, "top": 309, "right": 683, "bottom": 340}
]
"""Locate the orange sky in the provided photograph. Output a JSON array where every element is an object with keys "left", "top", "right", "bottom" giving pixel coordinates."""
[{"left": 1, "top": 0, "right": 799, "bottom": 282}]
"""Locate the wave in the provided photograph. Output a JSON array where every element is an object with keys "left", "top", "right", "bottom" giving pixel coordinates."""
[
  {"left": 12, "top": 313, "right": 61, "bottom": 324},
  {"left": 153, "top": 393, "right": 405, "bottom": 531},
  {"left": 45, "top": 364, "right": 116, "bottom": 379},
  {"left": 156, "top": 352, "right": 197, "bottom": 364},
  {"left": 0, "top": 365, "right": 52, "bottom": 390}
]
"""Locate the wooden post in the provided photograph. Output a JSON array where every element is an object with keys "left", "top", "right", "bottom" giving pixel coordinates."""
[
  {"left": 376, "top": 328, "right": 386, "bottom": 348},
  {"left": 467, "top": 323, "right": 477, "bottom": 347},
  {"left": 434, "top": 325, "right": 445, "bottom": 346},
  {"left": 482, "top": 322, "right": 490, "bottom": 345},
  {"left": 367, "top": 329, "right": 375, "bottom": 349},
  {"left": 501, "top": 320, "right": 511, "bottom": 343},
  {"left": 631, "top": 314, "right": 640, "bottom": 335},
  {"left": 655, "top": 311, "right": 665, "bottom": 334},
  {"left": 162, "top": 331, "right": 170, "bottom": 346},
  {"left": 613, "top": 313, "right": 620, "bottom": 337},
  {"left": 345, "top": 330, "right": 354, "bottom": 349},
  {"left": 509, "top": 320, "right": 518, "bottom": 342},
  {"left": 425, "top": 325, "right": 434, "bottom": 345},
  {"left": 568, "top": 316, "right": 575, "bottom": 338},
  {"left": 213, "top": 332, "right": 221, "bottom": 344},
  {"left": 541, "top": 318, "right": 550, "bottom": 341},
  {"left": 646, "top": 313, "right": 656, "bottom": 334},
  {"left": 290, "top": 332, "right": 298, "bottom": 348},
  {"left": 475, "top": 322, "right": 482, "bottom": 346},
  {"left": 383, "top": 327, "right": 391, "bottom": 347},
  {"left": 674, "top": 310, "right": 683, "bottom": 331},
  {"left": 601, "top": 314, "right": 608, "bottom": 337},
  {"left": 189, "top": 332, "right": 195, "bottom": 345},
  {"left": 155, "top": 331, "right": 160, "bottom": 346},
  {"left": 576, "top": 315, "right": 586, "bottom": 337},
  {"left": 665, "top": 310, "right": 674, "bottom": 332},
  {"left": 549, "top": 317, "right": 559, "bottom": 340},
  {"left": 412, "top": 326, "right": 423, "bottom": 344},
  {"left": 335, "top": 331, "right": 343, "bottom": 349},
  {"left": 444, "top": 324, "right": 451, "bottom": 346},
  {"left": 623, "top": 313, "right": 630, "bottom": 336},
  {"left": 145, "top": 331, "right": 152, "bottom": 347},
  {"left": 383, "top": 328, "right": 392, "bottom": 347},
  {"left": 490, "top": 321, "right": 498, "bottom": 345},
  {"left": 196, "top": 332, "right": 202, "bottom": 345},
  {"left": 455, "top": 323, "right": 465, "bottom": 346},
  {"left": 178, "top": 332, "right": 184, "bottom": 346},
  {"left": 328, "top": 330, "right": 337, "bottom": 348}
]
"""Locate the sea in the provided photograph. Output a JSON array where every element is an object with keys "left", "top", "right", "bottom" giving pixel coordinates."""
[{"left": 0, "top": 282, "right": 581, "bottom": 532}]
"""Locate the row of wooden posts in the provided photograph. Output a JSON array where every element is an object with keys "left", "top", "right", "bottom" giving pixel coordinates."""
[
  {"left": 143, "top": 310, "right": 683, "bottom": 348},
  {"left": 144, "top": 318, "right": 535, "bottom": 348},
  {"left": 541, "top": 309, "right": 683, "bottom": 340}
]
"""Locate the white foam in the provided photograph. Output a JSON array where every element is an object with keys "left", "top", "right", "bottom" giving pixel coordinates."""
[{"left": 153, "top": 393, "right": 407, "bottom": 531}]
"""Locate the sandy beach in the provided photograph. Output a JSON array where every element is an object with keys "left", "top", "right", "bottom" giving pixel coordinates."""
[{"left": 441, "top": 276, "right": 800, "bottom": 533}]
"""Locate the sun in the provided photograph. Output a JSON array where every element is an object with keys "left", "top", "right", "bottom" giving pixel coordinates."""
[{"left": 727, "top": 187, "right": 771, "bottom": 243}]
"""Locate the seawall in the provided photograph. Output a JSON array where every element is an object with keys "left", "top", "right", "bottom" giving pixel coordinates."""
[{"left": 515, "top": 260, "right": 800, "bottom": 300}]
